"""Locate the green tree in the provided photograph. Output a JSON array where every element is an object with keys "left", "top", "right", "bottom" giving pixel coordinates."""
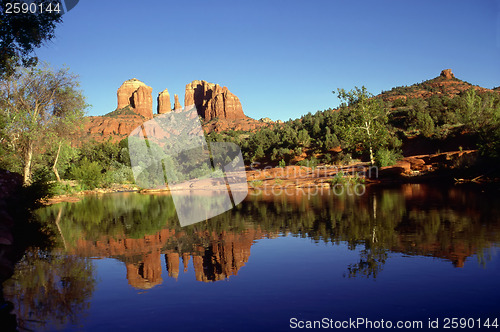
[
  {"left": 0, "top": 64, "right": 86, "bottom": 184},
  {"left": 458, "top": 89, "right": 491, "bottom": 131},
  {"left": 297, "top": 129, "right": 311, "bottom": 147},
  {"left": 253, "top": 145, "right": 265, "bottom": 161},
  {"left": 324, "top": 126, "right": 339, "bottom": 149},
  {"left": 0, "top": 0, "right": 62, "bottom": 78},
  {"left": 335, "top": 86, "right": 394, "bottom": 165}
]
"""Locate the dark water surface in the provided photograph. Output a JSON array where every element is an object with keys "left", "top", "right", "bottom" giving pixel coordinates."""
[{"left": 3, "top": 184, "right": 500, "bottom": 331}]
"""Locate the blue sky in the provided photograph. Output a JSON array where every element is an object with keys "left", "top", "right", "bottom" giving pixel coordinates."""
[{"left": 35, "top": 0, "right": 500, "bottom": 120}]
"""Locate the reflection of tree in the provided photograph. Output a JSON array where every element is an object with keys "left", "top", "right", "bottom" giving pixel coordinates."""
[
  {"left": 36, "top": 193, "right": 178, "bottom": 247},
  {"left": 245, "top": 186, "right": 500, "bottom": 277},
  {"left": 346, "top": 246, "right": 388, "bottom": 278},
  {"left": 3, "top": 248, "right": 96, "bottom": 330}
]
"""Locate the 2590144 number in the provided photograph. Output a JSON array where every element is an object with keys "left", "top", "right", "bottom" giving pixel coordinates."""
[
  {"left": 4, "top": 2, "right": 61, "bottom": 14},
  {"left": 443, "top": 318, "right": 498, "bottom": 329}
]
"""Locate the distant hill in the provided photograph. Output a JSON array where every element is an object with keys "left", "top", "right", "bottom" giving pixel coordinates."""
[{"left": 377, "top": 69, "right": 497, "bottom": 102}]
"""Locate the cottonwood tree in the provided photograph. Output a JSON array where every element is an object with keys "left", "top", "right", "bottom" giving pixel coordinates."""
[
  {"left": 334, "top": 86, "right": 392, "bottom": 165},
  {"left": 0, "top": 64, "right": 86, "bottom": 184}
]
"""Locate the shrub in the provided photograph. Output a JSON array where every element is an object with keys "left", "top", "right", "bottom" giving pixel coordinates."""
[
  {"left": 375, "top": 149, "right": 401, "bottom": 167},
  {"left": 392, "top": 98, "right": 407, "bottom": 108},
  {"left": 104, "top": 165, "right": 134, "bottom": 186},
  {"left": 297, "top": 156, "right": 319, "bottom": 169},
  {"left": 250, "top": 180, "right": 263, "bottom": 188},
  {"left": 70, "top": 157, "right": 103, "bottom": 189},
  {"left": 332, "top": 152, "right": 352, "bottom": 165},
  {"left": 415, "top": 111, "right": 435, "bottom": 137},
  {"left": 327, "top": 171, "right": 365, "bottom": 186},
  {"left": 478, "top": 124, "right": 500, "bottom": 160}
]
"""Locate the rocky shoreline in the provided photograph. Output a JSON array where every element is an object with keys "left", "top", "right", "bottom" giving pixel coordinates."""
[{"left": 39, "top": 148, "right": 497, "bottom": 206}]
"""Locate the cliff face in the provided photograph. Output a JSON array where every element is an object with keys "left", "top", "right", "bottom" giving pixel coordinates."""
[
  {"left": 184, "top": 80, "right": 246, "bottom": 121},
  {"left": 131, "top": 85, "right": 153, "bottom": 119},
  {"left": 117, "top": 79, "right": 145, "bottom": 110},
  {"left": 157, "top": 89, "right": 171, "bottom": 114},
  {"left": 117, "top": 79, "right": 153, "bottom": 119}
]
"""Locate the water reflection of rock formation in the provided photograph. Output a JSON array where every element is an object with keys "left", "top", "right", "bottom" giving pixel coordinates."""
[
  {"left": 126, "top": 250, "right": 163, "bottom": 289},
  {"left": 71, "top": 228, "right": 266, "bottom": 289}
]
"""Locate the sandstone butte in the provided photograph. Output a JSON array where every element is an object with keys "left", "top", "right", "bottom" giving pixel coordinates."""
[{"left": 83, "top": 79, "right": 268, "bottom": 142}]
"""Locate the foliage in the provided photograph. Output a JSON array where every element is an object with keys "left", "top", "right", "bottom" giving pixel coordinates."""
[
  {"left": 0, "top": 0, "right": 62, "bottom": 78},
  {"left": 3, "top": 249, "right": 96, "bottom": 330},
  {"left": 374, "top": 149, "right": 402, "bottom": 167},
  {"left": 296, "top": 156, "right": 319, "bottom": 169},
  {"left": 334, "top": 86, "right": 399, "bottom": 164},
  {"left": 0, "top": 63, "right": 86, "bottom": 184},
  {"left": 330, "top": 152, "right": 352, "bottom": 165},
  {"left": 327, "top": 171, "right": 365, "bottom": 186},
  {"left": 69, "top": 158, "right": 103, "bottom": 190},
  {"left": 250, "top": 180, "right": 263, "bottom": 188}
]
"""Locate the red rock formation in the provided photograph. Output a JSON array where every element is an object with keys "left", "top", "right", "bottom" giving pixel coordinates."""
[
  {"left": 165, "top": 252, "right": 180, "bottom": 279},
  {"left": 83, "top": 114, "right": 145, "bottom": 142},
  {"left": 82, "top": 78, "right": 266, "bottom": 141},
  {"left": 184, "top": 80, "right": 246, "bottom": 121},
  {"left": 174, "top": 94, "right": 182, "bottom": 110},
  {"left": 131, "top": 85, "right": 153, "bottom": 119},
  {"left": 126, "top": 250, "right": 163, "bottom": 289},
  {"left": 117, "top": 79, "right": 146, "bottom": 110},
  {"left": 157, "top": 89, "right": 171, "bottom": 114},
  {"left": 440, "top": 69, "right": 454, "bottom": 80},
  {"left": 70, "top": 227, "right": 268, "bottom": 287},
  {"left": 116, "top": 78, "right": 153, "bottom": 119},
  {"left": 202, "top": 118, "right": 269, "bottom": 133},
  {"left": 379, "top": 69, "right": 498, "bottom": 103}
]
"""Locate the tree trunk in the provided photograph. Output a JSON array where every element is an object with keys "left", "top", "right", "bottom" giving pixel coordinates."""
[
  {"left": 55, "top": 206, "right": 67, "bottom": 250},
  {"left": 365, "top": 121, "right": 375, "bottom": 165},
  {"left": 23, "top": 142, "right": 33, "bottom": 185},
  {"left": 53, "top": 141, "right": 62, "bottom": 182},
  {"left": 369, "top": 146, "right": 375, "bottom": 166}
]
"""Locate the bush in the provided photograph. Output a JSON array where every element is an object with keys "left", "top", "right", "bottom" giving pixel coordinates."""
[
  {"left": 478, "top": 124, "right": 500, "bottom": 160},
  {"left": 70, "top": 158, "right": 103, "bottom": 189},
  {"left": 327, "top": 171, "right": 365, "bottom": 186},
  {"left": 297, "top": 156, "right": 319, "bottom": 169},
  {"left": 104, "top": 165, "right": 134, "bottom": 185},
  {"left": 332, "top": 152, "right": 352, "bottom": 165},
  {"left": 249, "top": 180, "right": 263, "bottom": 188},
  {"left": 375, "top": 149, "right": 401, "bottom": 167},
  {"left": 415, "top": 111, "right": 435, "bottom": 137},
  {"left": 392, "top": 98, "right": 407, "bottom": 107},
  {"left": 18, "top": 171, "right": 56, "bottom": 207}
]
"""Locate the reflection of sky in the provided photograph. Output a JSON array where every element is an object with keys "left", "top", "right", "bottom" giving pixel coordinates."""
[{"left": 66, "top": 236, "right": 500, "bottom": 331}]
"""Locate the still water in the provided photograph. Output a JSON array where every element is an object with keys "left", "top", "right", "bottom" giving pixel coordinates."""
[{"left": 2, "top": 184, "right": 500, "bottom": 331}]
